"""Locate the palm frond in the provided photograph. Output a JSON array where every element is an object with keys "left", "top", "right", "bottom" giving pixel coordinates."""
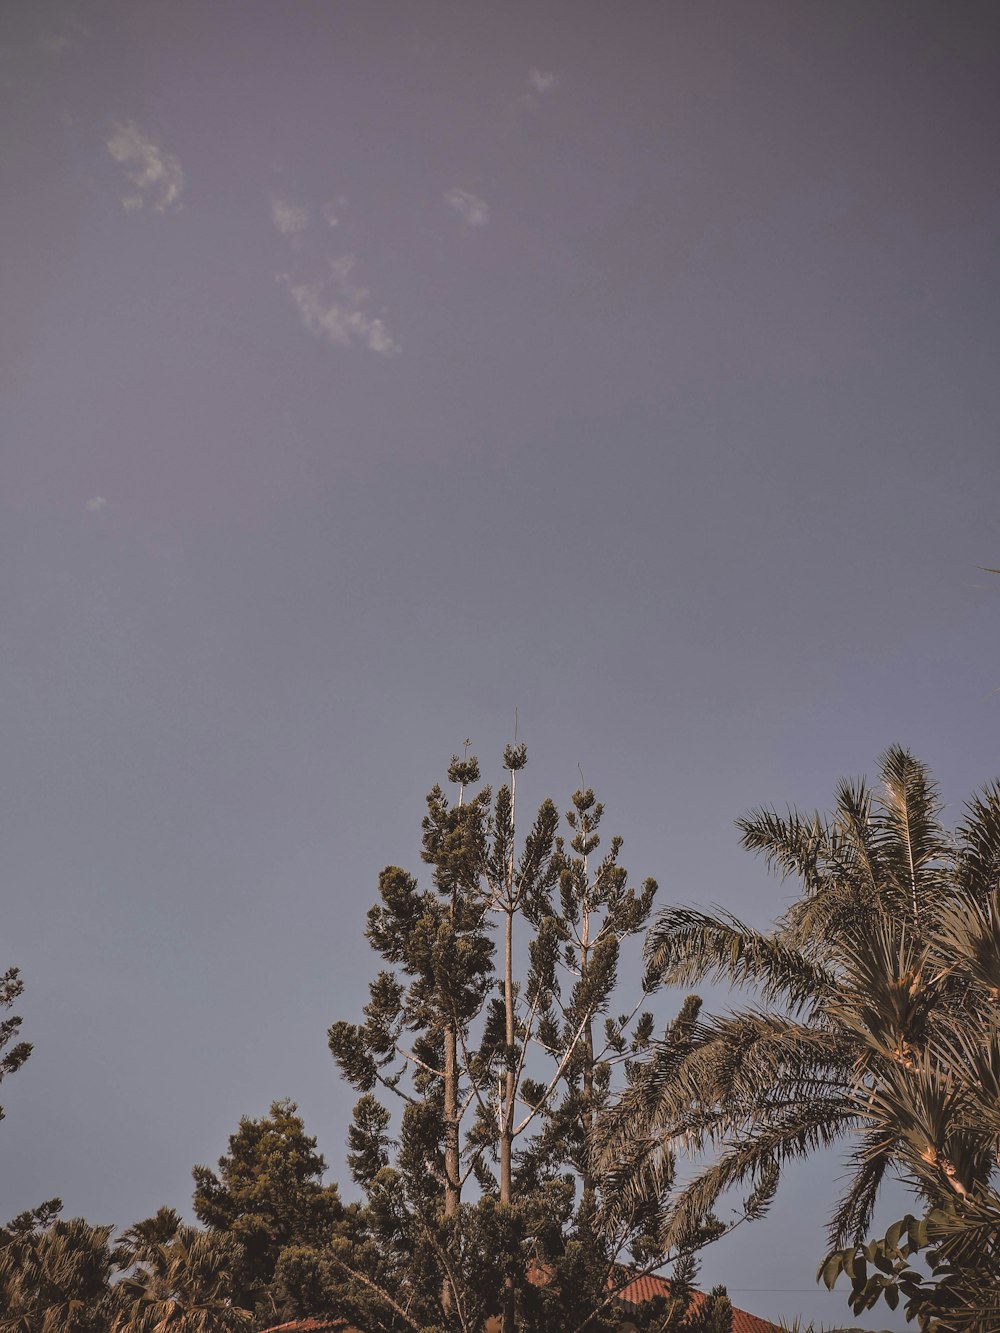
[
  {"left": 736, "top": 807, "right": 833, "bottom": 895},
  {"left": 826, "top": 1126, "right": 896, "bottom": 1246},
  {"left": 934, "top": 890, "right": 1000, "bottom": 996},
  {"left": 657, "top": 1098, "right": 857, "bottom": 1252},
  {"left": 874, "top": 746, "right": 949, "bottom": 922},
  {"left": 643, "top": 907, "right": 837, "bottom": 1011},
  {"left": 955, "top": 781, "right": 1000, "bottom": 905},
  {"left": 830, "top": 776, "right": 882, "bottom": 896}
]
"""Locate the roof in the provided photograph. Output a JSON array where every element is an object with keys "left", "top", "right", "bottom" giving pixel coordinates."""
[
  {"left": 261, "top": 1275, "right": 783, "bottom": 1333},
  {"left": 617, "top": 1271, "right": 781, "bottom": 1333}
]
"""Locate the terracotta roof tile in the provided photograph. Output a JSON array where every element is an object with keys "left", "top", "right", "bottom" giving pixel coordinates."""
[
  {"left": 617, "top": 1271, "right": 782, "bottom": 1333},
  {"left": 261, "top": 1271, "right": 782, "bottom": 1333}
]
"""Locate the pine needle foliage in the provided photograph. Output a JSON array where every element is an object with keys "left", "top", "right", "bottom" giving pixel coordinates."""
[
  {"left": 0, "top": 967, "right": 31, "bottom": 1122},
  {"left": 328, "top": 744, "right": 706, "bottom": 1333},
  {"left": 192, "top": 1101, "right": 349, "bottom": 1319}
]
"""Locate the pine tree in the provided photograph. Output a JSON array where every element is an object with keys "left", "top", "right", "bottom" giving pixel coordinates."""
[
  {"left": 192, "top": 1100, "right": 348, "bottom": 1319},
  {"left": 329, "top": 743, "right": 701, "bottom": 1333},
  {"left": 0, "top": 966, "right": 31, "bottom": 1123}
]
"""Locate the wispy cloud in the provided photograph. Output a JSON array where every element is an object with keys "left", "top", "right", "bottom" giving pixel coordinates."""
[
  {"left": 279, "top": 255, "right": 398, "bottom": 356},
  {"left": 271, "top": 195, "right": 309, "bottom": 240},
  {"left": 86, "top": 496, "right": 107, "bottom": 511},
  {"left": 444, "top": 188, "right": 490, "bottom": 227},
  {"left": 528, "top": 68, "right": 559, "bottom": 95},
  {"left": 42, "top": 16, "right": 89, "bottom": 56},
  {"left": 106, "top": 121, "right": 183, "bottom": 212},
  {"left": 322, "top": 197, "right": 346, "bottom": 228}
]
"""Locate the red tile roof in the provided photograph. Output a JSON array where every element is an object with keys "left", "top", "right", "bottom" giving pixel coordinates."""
[
  {"left": 261, "top": 1273, "right": 782, "bottom": 1333},
  {"left": 617, "top": 1271, "right": 781, "bottom": 1333}
]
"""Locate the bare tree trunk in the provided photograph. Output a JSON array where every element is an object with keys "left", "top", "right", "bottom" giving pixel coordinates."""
[
  {"left": 500, "top": 904, "right": 516, "bottom": 1333},
  {"left": 580, "top": 909, "right": 596, "bottom": 1222},
  {"left": 443, "top": 782, "right": 464, "bottom": 1317},
  {"left": 444, "top": 1026, "right": 460, "bottom": 1217},
  {"left": 442, "top": 1022, "right": 460, "bottom": 1317}
]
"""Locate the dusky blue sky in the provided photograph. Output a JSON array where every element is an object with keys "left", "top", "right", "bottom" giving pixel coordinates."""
[{"left": 3, "top": 1, "right": 999, "bottom": 1325}]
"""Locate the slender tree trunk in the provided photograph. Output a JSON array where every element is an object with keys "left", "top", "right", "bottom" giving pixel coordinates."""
[
  {"left": 501, "top": 907, "right": 516, "bottom": 1199},
  {"left": 581, "top": 1017, "right": 595, "bottom": 1217},
  {"left": 441, "top": 1022, "right": 460, "bottom": 1318},
  {"left": 500, "top": 904, "right": 516, "bottom": 1333},
  {"left": 444, "top": 1026, "right": 460, "bottom": 1218},
  {"left": 580, "top": 917, "right": 596, "bottom": 1222}
]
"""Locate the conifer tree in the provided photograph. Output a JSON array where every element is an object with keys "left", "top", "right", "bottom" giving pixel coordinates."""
[
  {"left": 519, "top": 785, "right": 657, "bottom": 1221},
  {"left": 0, "top": 966, "right": 31, "bottom": 1122},
  {"left": 192, "top": 1100, "right": 347, "bottom": 1318},
  {"left": 329, "top": 743, "right": 704, "bottom": 1333}
]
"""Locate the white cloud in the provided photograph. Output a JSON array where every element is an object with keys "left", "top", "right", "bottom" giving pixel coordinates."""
[
  {"left": 271, "top": 195, "right": 309, "bottom": 240},
  {"left": 444, "top": 187, "right": 490, "bottom": 227},
  {"left": 322, "top": 197, "right": 345, "bottom": 227},
  {"left": 279, "top": 254, "right": 398, "bottom": 356},
  {"left": 86, "top": 496, "right": 107, "bottom": 511},
  {"left": 528, "top": 68, "right": 559, "bottom": 95},
  {"left": 106, "top": 121, "right": 183, "bottom": 212}
]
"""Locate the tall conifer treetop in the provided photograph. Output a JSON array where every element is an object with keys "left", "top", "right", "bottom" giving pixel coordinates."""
[
  {"left": 0, "top": 966, "right": 31, "bottom": 1122},
  {"left": 329, "top": 744, "right": 716, "bottom": 1333},
  {"left": 192, "top": 1099, "right": 346, "bottom": 1315}
]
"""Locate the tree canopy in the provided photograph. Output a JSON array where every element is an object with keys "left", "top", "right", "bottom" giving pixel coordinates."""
[
  {"left": 328, "top": 744, "right": 720, "bottom": 1333},
  {"left": 598, "top": 747, "right": 1000, "bottom": 1328},
  {"left": 192, "top": 1099, "right": 348, "bottom": 1318},
  {"left": 0, "top": 966, "right": 31, "bottom": 1124}
]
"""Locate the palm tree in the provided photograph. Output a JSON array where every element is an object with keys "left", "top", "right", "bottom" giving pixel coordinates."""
[
  {"left": 116, "top": 1210, "right": 186, "bottom": 1267},
  {"left": 821, "top": 895, "right": 1000, "bottom": 1327},
  {"left": 112, "top": 1226, "right": 253, "bottom": 1333},
  {"left": 597, "top": 748, "right": 1000, "bottom": 1256},
  {"left": 0, "top": 1217, "right": 115, "bottom": 1333}
]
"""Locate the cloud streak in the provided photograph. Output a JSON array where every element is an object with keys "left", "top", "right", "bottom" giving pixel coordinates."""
[
  {"left": 106, "top": 121, "right": 183, "bottom": 212},
  {"left": 444, "top": 188, "right": 490, "bottom": 227},
  {"left": 279, "top": 255, "right": 398, "bottom": 355}
]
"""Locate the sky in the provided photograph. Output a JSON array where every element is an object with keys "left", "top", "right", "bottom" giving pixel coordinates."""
[{"left": 2, "top": 1, "right": 1000, "bottom": 1325}]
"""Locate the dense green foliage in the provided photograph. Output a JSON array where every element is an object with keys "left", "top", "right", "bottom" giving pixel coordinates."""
[
  {"left": 13, "top": 740, "right": 1000, "bottom": 1328},
  {"left": 0, "top": 1205, "right": 253, "bottom": 1333},
  {"left": 0, "top": 966, "right": 31, "bottom": 1123},
  {"left": 114, "top": 1215, "right": 254, "bottom": 1333},
  {"left": 327, "top": 745, "right": 715, "bottom": 1333},
  {"left": 0, "top": 1215, "right": 116, "bottom": 1333},
  {"left": 193, "top": 1100, "right": 349, "bottom": 1318},
  {"left": 599, "top": 748, "right": 1000, "bottom": 1328}
]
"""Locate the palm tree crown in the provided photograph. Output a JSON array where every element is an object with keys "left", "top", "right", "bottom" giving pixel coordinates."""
[
  {"left": 112, "top": 1225, "right": 252, "bottom": 1333},
  {"left": 598, "top": 747, "right": 1000, "bottom": 1254}
]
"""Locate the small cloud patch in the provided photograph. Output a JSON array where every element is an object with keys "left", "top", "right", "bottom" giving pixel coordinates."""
[
  {"left": 86, "top": 497, "right": 108, "bottom": 511},
  {"left": 279, "top": 255, "right": 398, "bottom": 356},
  {"left": 322, "top": 197, "right": 346, "bottom": 228},
  {"left": 528, "top": 68, "right": 558, "bottom": 95},
  {"left": 106, "top": 121, "right": 183, "bottom": 212},
  {"left": 271, "top": 196, "right": 309, "bottom": 240},
  {"left": 444, "top": 188, "right": 490, "bottom": 227}
]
